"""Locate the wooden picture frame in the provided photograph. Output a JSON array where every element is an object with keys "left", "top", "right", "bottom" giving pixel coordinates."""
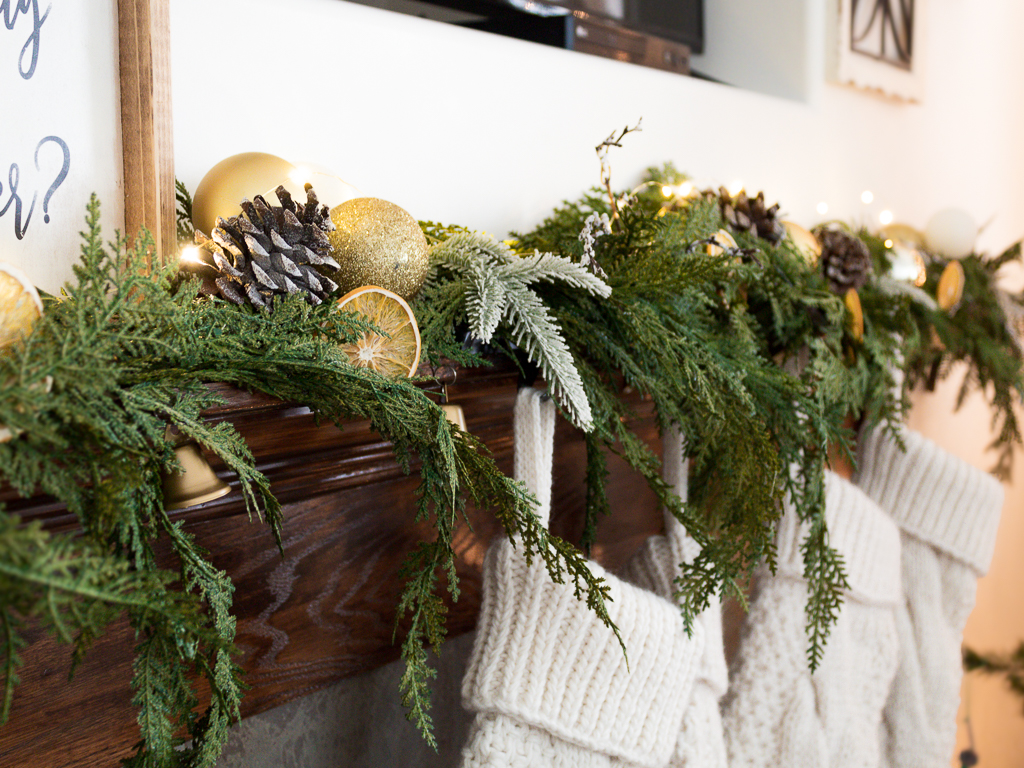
[
  {"left": 828, "top": 0, "right": 926, "bottom": 102},
  {"left": 118, "top": 0, "right": 176, "bottom": 261}
]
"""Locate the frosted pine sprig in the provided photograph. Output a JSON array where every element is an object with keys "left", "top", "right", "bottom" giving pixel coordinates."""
[
  {"left": 430, "top": 232, "right": 611, "bottom": 431},
  {"left": 579, "top": 212, "right": 612, "bottom": 279}
]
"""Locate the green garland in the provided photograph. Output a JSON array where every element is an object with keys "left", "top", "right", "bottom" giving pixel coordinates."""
[
  {"left": 2, "top": 156, "right": 1023, "bottom": 766},
  {"left": 0, "top": 197, "right": 614, "bottom": 763}
]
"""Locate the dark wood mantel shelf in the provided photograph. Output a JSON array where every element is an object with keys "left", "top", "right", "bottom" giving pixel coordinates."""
[{"left": 0, "top": 362, "right": 665, "bottom": 768}]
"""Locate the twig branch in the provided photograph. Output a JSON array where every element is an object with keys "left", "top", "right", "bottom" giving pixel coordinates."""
[{"left": 595, "top": 119, "right": 643, "bottom": 223}]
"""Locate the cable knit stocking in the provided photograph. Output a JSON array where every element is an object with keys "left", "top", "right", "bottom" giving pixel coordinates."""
[
  {"left": 722, "top": 471, "right": 902, "bottom": 768},
  {"left": 621, "top": 427, "right": 728, "bottom": 768},
  {"left": 460, "top": 389, "right": 705, "bottom": 768},
  {"left": 855, "top": 427, "right": 1004, "bottom": 768}
]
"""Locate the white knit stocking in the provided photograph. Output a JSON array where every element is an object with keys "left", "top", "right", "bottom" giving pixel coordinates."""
[
  {"left": 721, "top": 471, "right": 902, "bottom": 768},
  {"left": 460, "top": 389, "right": 704, "bottom": 768},
  {"left": 855, "top": 427, "right": 1004, "bottom": 768},
  {"left": 621, "top": 427, "right": 728, "bottom": 768}
]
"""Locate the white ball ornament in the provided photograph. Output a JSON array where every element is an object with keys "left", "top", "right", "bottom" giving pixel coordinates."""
[
  {"left": 271, "top": 162, "right": 362, "bottom": 211},
  {"left": 925, "top": 208, "right": 977, "bottom": 259}
]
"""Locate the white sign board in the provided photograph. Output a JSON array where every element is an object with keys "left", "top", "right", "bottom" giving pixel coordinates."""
[{"left": 1, "top": 0, "right": 124, "bottom": 294}]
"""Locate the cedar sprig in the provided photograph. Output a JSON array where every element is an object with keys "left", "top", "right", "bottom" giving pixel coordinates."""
[
  {"left": 514, "top": 187, "right": 849, "bottom": 663},
  {"left": 901, "top": 245, "right": 1024, "bottom": 478}
]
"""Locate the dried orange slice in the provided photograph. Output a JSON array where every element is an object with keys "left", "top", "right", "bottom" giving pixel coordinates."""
[
  {"left": 335, "top": 285, "right": 421, "bottom": 377},
  {"left": 937, "top": 260, "right": 965, "bottom": 312},
  {"left": 845, "top": 288, "right": 864, "bottom": 342},
  {"left": 0, "top": 264, "right": 43, "bottom": 352}
]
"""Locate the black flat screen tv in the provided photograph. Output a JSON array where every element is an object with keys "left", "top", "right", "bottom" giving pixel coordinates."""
[{"left": 346, "top": 0, "right": 703, "bottom": 60}]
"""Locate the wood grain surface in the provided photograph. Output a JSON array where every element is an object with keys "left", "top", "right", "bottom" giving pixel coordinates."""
[
  {"left": 118, "top": 0, "right": 176, "bottom": 263},
  {"left": 0, "top": 364, "right": 665, "bottom": 767}
]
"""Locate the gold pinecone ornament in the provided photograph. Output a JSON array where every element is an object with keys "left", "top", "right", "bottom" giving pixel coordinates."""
[
  {"left": 713, "top": 187, "right": 786, "bottom": 245},
  {"left": 814, "top": 225, "right": 873, "bottom": 295},
  {"left": 193, "top": 185, "right": 341, "bottom": 311}
]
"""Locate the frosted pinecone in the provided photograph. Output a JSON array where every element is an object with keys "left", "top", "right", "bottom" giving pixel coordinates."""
[
  {"left": 194, "top": 185, "right": 341, "bottom": 311},
  {"left": 814, "top": 226, "right": 873, "bottom": 294},
  {"left": 714, "top": 188, "right": 785, "bottom": 245}
]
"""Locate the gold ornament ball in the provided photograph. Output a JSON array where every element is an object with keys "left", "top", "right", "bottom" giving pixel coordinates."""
[
  {"left": 192, "top": 152, "right": 296, "bottom": 236},
  {"left": 783, "top": 221, "right": 821, "bottom": 264},
  {"left": 328, "top": 198, "right": 429, "bottom": 299}
]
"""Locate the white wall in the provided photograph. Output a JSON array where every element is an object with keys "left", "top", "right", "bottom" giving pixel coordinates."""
[{"left": 171, "top": 0, "right": 1024, "bottom": 257}]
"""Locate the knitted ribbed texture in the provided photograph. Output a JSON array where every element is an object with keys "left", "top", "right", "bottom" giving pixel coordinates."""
[
  {"left": 722, "top": 471, "right": 901, "bottom": 768},
  {"left": 460, "top": 390, "right": 704, "bottom": 768},
  {"left": 855, "top": 427, "right": 1005, "bottom": 768},
  {"left": 774, "top": 472, "right": 902, "bottom": 605},
  {"left": 856, "top": 426, "right": 1003, "bottom": 574},
  {"left": 621, "top": 426, "right": 728, "bottom": 768}
]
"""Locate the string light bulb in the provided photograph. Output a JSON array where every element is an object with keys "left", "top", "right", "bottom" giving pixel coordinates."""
[
  {"left": 861, "top": 190, "right": 874, "bottom": 204},
  {"left": 726, "top": 180, "right": 744, "bottom": 197},
  {"left": 879, "top": 210, "right": 894, "bottom": 225},
  {"left": 884, "top": 239, "right": 894, "bottom": 249},
  {"left": 179, "top": 246, "right": 202, "bottom": 265},
  {"left": 817, "top": 202, "right": 829, "bottom": 215},
  {"left": 662, "top": 185, "right": 673, "bottom": 198}
]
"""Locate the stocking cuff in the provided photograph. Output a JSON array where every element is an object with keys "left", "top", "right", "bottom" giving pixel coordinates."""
[
  {"left": 856, "top": 426, "right": 1003, "bottom": 574},
  {"left": 463, "top": 539, "right": 704, "bottom": 768},
  {"left": 775, "top": 471, "right": 902, "bottom": 605}
]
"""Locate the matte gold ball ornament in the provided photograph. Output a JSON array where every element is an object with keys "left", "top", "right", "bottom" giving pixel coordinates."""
[
  {"left": 192, "top": 152, "right": 297, "bottom": 237},
  {"left": 328, "top": 198, "right": 429, "bottom": 299}
]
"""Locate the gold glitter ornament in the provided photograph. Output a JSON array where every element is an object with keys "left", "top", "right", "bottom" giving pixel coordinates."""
[{"left": 327, "top": 198, "right": 429, "bottom": 299}]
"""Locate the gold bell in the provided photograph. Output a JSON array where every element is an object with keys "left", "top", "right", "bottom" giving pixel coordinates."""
[
  {"left": 441, "top": 403, "right": 467, "bottom": 431},
  {"left": 440, "top": 382, "right": 467, "bottom": 432},
  {"left": 162, "top": 433, "right": 231, "bottom": 511}
]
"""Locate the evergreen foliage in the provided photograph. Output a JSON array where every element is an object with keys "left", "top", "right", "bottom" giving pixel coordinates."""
[
  {"left": 900, "top": 243, "right": 1024, "bottom": 478},
  {"left": 964, "top": 643, "right": 1024, "bottom": 713},
  {"left": 0, "top": 197, "right": 616, "bottom": 763},
  {"left": 422, "top": 232, "right": 611, "bottom": 431},
  {"left": 510, "top": 189, "right": 850, "bottom": 664},
  {"left": 4, "top": 160, "right": 1024, "bottom": 765}
]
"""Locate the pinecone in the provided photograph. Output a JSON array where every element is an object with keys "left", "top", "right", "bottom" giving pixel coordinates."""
[
  {"left": 715, "top": 187, "right": 786, "bottom": 245},
  {"left": 814, "top": 226, "right": 873, "bottom": 294},
  {"left": 193, "top": 185, "right": 341, "bottom": 311}
]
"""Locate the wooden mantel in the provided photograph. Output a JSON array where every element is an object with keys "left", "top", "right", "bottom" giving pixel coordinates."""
[{"left": 0, "top": 361, "right": 665, "bottom": 767}]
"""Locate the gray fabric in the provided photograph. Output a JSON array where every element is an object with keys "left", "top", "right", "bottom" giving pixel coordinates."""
[{"left": 216, "top": 631, "right": 477, "bottom": 768}]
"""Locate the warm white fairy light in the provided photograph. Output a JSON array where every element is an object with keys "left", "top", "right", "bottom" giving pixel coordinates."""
[
  {"left": 817, "top": 202, "right": 829, "bottom": 215},
  {"left": 678, "top": 181, "right": 694, "bottom": 197},
  {"left": 662, "top": 185, "right": 673, "bottom": 198},
  {"left": 879, "top": 209, "right": 894, "bottom": 225},
  {"left": 884, "top": 239, "right": 894, "bottom": 249},
  {"left": 726, "top": 180, "right": 744, "bottom": 197},
  {"left": 861, "top": 190, "right": 874, "bottom": 204},
  {"left": 289, "top": 166, "right": 313, "bottom": 185},
  {"left": 179, "top": 246, "right": 202, "bottom": 265}
]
